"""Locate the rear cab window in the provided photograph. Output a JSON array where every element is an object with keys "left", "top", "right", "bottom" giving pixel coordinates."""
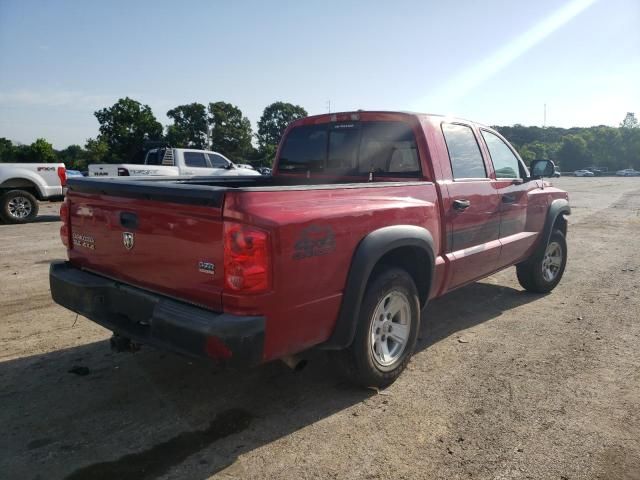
[{"left": 278, "top": 121, "right": 420, "bottom": 177}]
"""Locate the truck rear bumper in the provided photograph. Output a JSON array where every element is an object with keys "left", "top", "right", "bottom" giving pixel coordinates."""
[{"left": 49, "top": 261, "right": 265, "bottom": 367}]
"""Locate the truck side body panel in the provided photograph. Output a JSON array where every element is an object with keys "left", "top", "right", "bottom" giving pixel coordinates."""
[{"left": 222, "top": 184, "right": 440, "bottom": 360}]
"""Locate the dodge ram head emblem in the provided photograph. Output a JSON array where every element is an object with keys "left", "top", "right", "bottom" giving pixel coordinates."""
[{"left": 122, "top": 232, "right": 135, "bottom": 250}]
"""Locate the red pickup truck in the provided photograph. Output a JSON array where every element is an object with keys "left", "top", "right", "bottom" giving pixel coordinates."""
[{"left": 50, "top": 111, "right": 570, "bottom": 387}]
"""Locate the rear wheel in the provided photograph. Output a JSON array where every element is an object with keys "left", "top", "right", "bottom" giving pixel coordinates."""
[
  {"left": 516, "top": 229, "right": 567, "bottom": 293},
  {"left": 333, "top": 268, "right": 420, "bottom": 388},
  {"left": 0, "top": 190, "right": 39, "bottom": 224}
]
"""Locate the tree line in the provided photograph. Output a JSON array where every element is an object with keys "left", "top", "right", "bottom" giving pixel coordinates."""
[
  {"left": 494, "top": 112, "right": 640, "bottom": 172},
  {"left": 0, "top": 98, "right": 308, "bottom": 170},
  {"left": 1, "top": 97, "right": 638, "bottom": 172}
]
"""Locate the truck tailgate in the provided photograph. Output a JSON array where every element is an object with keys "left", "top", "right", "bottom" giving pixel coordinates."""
[{"left": 66, "top": 179, "right": 225, "bottom": 311}]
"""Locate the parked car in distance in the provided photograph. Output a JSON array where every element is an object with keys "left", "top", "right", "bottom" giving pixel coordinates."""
[
  {"left": 258, "top": 167, "right": 272, "bottom": 175},
  {"left": 616, "top": 168, "right": 640, "bottom": 176},
  {"left": 586, "top": 166, "right": 607, "bottom": 176},
  {"left": 88, "top": 148, "right": 260, "bottom": 178},
  {"left": 236, "top": 163, "right": 255, "bottom": 170},
  {"left": 574, "top": 169, "right": 595, "bottom": 177},
  {"left": 65, "top": 170, "right": 84, "bottom": 177},
  {"left": 553, "top": 168, "right": 561, "bottom": 178},
  {"left": 0, "top": 163, "right": 66, "bottom": 223},
  {"left": 51, "top": 111, "right": 570, "bottom": 388}
]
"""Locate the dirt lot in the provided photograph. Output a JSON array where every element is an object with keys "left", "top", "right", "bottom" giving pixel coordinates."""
[{"left": 1, "top": 177, "right": 639, "bottom": 480}]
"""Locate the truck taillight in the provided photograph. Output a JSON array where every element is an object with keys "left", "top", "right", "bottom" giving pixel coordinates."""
[
  {"left": 117, "top": 167, "right": 130, "bottom": 176},
  {"left": 59, "top": 198, "right": 71, "bottom": 248},
  {"left": 223, "top": 222, "right": 270, "bottom": 293},
  {"left": 57, "top": 166, "right": 67, "bottom": 186}
]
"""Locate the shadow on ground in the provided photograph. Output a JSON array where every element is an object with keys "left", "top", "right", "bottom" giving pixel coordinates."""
[{"left": 0, "top": 281, "right": 542, "bottom": 479}]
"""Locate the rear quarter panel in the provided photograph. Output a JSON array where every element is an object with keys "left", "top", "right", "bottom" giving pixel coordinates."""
[{"left": 223, "top": 183, "right": 440, "bottom": 361}]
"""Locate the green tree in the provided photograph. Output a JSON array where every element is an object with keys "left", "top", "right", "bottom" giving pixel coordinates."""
[
  {"left": 256, "top": 101, "right": 307, "bottom": 157},
  {"left": 59, "top": 144, "right": 87, "bottom": 170},
  {"left": 29, "top": 138, "right": 57, "bottom": 163},
  {"left": 165, "top": 102, "right": 208, "bottom": 148},
  {"left": 0, "top": 138, "right": 15, "bottom": 162},
  {"left": 557, "top": 135, "right": 588, "bottom": 171},
  {"left": 94, "top": 97, "right": 163, "bottom": 163},
  {"left": 208, "top": 101, "right": 254, "bottom": 162},
  {"left": 620, "top": 112, "right": 639, "bottom": 129},
  {"left": 85, "top": 137, "right": 109, "bottom": 164}
]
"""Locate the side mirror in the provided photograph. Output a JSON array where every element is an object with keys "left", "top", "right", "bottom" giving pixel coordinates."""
[{"left": 530, "top": 159, "right": 556, "bottom": 178}]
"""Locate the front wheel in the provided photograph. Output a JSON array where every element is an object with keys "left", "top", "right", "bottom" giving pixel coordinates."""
[
  {"left": 517, "top": 229, "right": 567, "bottom": 293},
  {"left": 333, "top": 268, "right": 420, "bottom": 388},
  {"left": 0, "top": 190, "right": 39, "bottom": 224}
]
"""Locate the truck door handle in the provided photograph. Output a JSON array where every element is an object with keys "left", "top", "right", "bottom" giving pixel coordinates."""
[
  {"left": 502, "top": 194, "right": 516, "bottom": 204},
  {"left": 453, "top": 199, "right": 471, "bottom": 211}
]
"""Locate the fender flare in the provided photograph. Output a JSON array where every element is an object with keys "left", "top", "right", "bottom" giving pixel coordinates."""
[
  {"left": 0, "top": 171, "right": 47, "bottom": 198},
  {"left": 536, "top": 198, "right": 571, "bottom": 257},
  {"left": 323, "top": 225, "right": 436, "bottom": 350}
]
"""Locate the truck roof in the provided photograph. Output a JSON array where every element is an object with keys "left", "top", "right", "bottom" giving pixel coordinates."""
[{"left": 290, "top": 110, "right": 489, "bottom": 129}]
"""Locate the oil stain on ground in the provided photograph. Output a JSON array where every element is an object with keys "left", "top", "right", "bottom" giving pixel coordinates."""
[{"left": 65, "top": 408, "right": 253, "bottom": 480}]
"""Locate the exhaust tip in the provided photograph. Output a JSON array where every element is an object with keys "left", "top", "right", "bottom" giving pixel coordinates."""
[{"left": 282, "top": 355, "right": 308, "bottom": 372}]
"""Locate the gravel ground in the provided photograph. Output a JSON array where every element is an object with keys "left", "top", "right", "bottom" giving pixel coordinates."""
[{"left": 0, "top": 177, "right": 639, "bottom": 480}]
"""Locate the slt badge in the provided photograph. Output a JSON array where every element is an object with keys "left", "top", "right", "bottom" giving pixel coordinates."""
[{"left": 122, "top": 232, "right": 135, "bottom": 250}]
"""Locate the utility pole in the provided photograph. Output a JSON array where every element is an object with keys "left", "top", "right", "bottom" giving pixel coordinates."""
[
  {"left": 543, "top": 103, "right": 547, "bottom": 128},
  {"left": 326, "top": 100, "right": 331, "bottom": 114}
]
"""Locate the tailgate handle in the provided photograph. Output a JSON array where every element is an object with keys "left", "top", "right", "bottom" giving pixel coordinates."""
[{"left": 120, "top": 212, "right": 138, "bottom": 230}]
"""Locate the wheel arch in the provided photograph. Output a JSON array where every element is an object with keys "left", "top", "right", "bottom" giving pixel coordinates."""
[
  {"left": 528, "top": 198, "right": 570, "bottom": 260},
  {"left": 322, "top": 225, "right": 435, "bottom": 350},
  {"left": 0, "top": 177, "right": 44, "bottom": 199}
]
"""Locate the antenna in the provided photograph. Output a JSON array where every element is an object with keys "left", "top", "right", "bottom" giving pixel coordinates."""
[{"left": 326, "top": 100, "right": 331, "bottom": 114}]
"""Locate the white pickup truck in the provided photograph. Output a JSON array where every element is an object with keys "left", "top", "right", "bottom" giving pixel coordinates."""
[
  {"left": 0, "top": 163, "right": 66, "bottom": 223},
  {"left": 88, "top": 148, "right": 260, "bottom": 178}
]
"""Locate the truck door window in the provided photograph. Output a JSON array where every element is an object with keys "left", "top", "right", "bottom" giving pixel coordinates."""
[
  {"left": 481, "top": 130, "right": 522, "bottom": 179},
  {"left": 207, "top": 153, "right": 229, "bottom": 168},
  {"left": 442, "top": 123, "right": 487, "bottom": 179},
  {"left": 184, "top": 152, "right": 209, "bottom": 168}
]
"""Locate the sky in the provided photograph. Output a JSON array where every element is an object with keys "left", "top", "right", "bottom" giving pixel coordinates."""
[{"left": 0, "top": 0, "right": 639, "bottom": 148}]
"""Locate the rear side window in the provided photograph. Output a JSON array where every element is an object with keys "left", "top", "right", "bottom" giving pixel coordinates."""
[
  {"left": 481, "top": 130, "right": 522, "bottom": 179},
  {"left": 278, "top": 121, "right": 420, "bottom": 176},
  {"left": 184, "top": 152, "right": 208, "bottom": 168},
  {"left": 442, "top": 123, "right": 487, "bottom": 179}
]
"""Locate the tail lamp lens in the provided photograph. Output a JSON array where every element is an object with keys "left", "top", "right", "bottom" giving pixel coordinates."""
[
  {"left": 57, "top": 166, "right": 67, "bottom": 187},
  {"left": 223, "top": 222, "right": 270, "bottom": 293},
  {"left": 59, "top": 198, "right": 70, "bottom": 248}
]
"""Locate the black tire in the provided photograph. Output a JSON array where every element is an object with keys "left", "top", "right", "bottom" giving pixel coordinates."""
[
  {"left": 0, "top": 190, "right": 39, "bottom": 224},
  {"left": 517, "top": 229, "right": 567, "bottom": 293},
  {"left": 333, "top": 268, "right": 421, "bottom": 388}
]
